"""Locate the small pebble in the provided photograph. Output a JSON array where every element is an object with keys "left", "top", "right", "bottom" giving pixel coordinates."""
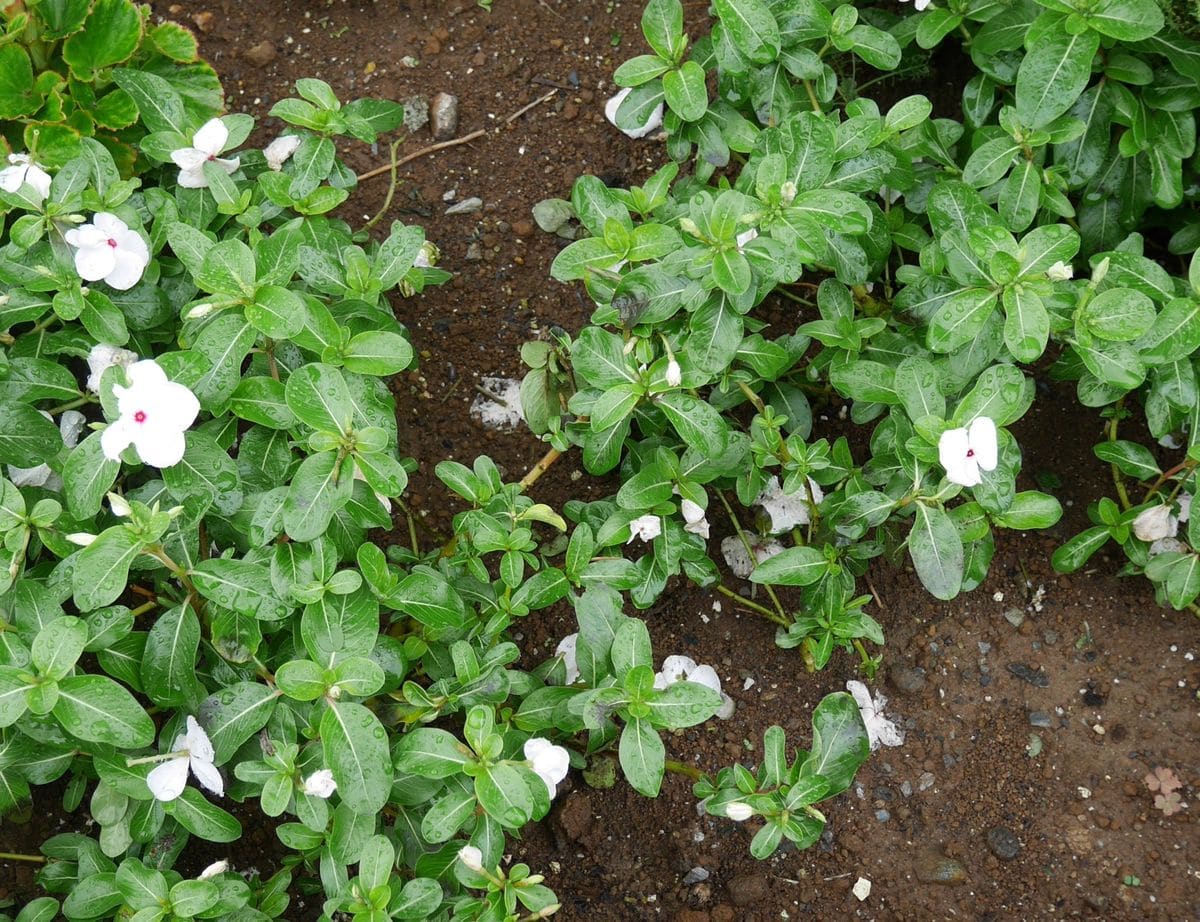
[
  {"left": 913, "top": 855, "right": 967, "bottom": 885},
  {"left": 1004, "top": 608, "right": 1026, "bottom": 628},
  {"left": 985, "top": 826, "right": 1021, "bottom": 861},
  {"left": 446, "top": 197, "right": 483, "bottom": 215},
  {"left": 682, "top": 867, "right": 710, "bottom": 885},
  {"left": 1028, "top": 711, "right": 1053, "bottom": 728},
  {"left": 875, "top": 809, "right": 890, "bottom": 822},
  {"left": 430, "top": 92, "right": 459, "bottom": 140}
]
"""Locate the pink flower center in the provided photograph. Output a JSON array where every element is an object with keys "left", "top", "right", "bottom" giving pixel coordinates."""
[
  {"left": 207, "top": 154, "right": 217, "bottom": 161},
  {"left": 134, "top": 410, "right": 147, "bottom": 424},
  {"left": 106, "top": 238, "right": 118, "bottom": 249},
  {"left": 966, "top": 449, "right": 975, "bottom": 458}
]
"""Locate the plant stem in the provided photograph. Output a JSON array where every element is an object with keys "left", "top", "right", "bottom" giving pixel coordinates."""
[
  {"left": 716, "top": 491, "right": 790, "bottom": 624},
  {"left": 664, "top": 759, "right": 705, "bottom": 781},
  {"left": 47, "top": 395, "right": 93, "bottom": 415},
  {"left": 802, "top": 79, "right": 823, "bottom": 114},
  {"left": 519, "top": 446, "right": 562, "bottom": 490},
  {"left": 716, "top": 583, "right": 787, "bottom": 626},
  {"left": 1108, "top": 402, "right": 1132, "bottom": 511},
  {"left": 361, "top": 137, "right": 405, "bottom": 233},
  {"left": 0, "top": 852, "right": 45, "bottom": 863}
]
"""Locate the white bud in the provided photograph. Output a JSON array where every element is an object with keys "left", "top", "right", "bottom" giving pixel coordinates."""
[
  {"left": 107, "top": 493, "right": 132, "bottom": 517},
  {"left": 198, "top": 860, "right": 228, "bottom": 880},
  {"left": 726, "top": 802, "right": 753, "bottom": 822},
  {"left": 458, "top": 844, "right": 485, "bottom": 873},
  {"left": 679, "top": 217, "right": 701, "bottom": 237},
  {"left": 185, "top": 302, "right": 214, "bottom": 319},
  {"left": 1046, "top": 260, "right": 1073, "bottom": 282},
  {"left": 780, "top": 181, "right": 797, "bottom": 205},
  {"left": 66, "top": 533, "right": 97, "bottom": 546},
  {"left": 666, "top": 359, "right": 682, "bottom": 387},
  {"left": 302, "top": 769, "right": 337, "bottom": 798}
]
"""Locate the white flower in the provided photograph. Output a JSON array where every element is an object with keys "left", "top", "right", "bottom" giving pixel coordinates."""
[
  {"left": 185, "top": 302, "right": 214, "bottom": 320},
  {"left": 720, "top": 534, "right": 784, "bottom": 579},
  {"left": 64, "top": 213, "right": 150, "bottom": 290},
  {"left": 458, "top": 844, "right": 485, "bottom": 873},
  {"left": 107, "top": 492, "right": 132, "bottom": 517},
  {"left": 0, "top": 153, "right": 52, "bottom": 201},
  {"left": 555, "top": 633, "right": 580, "bottom": 685},
  {"left": 726, "top": 801, "right": 753, "bottom": 821},
  {"left": 938, "top": 417, "right": 998, "bottom": 487},
  {"left": 86, "top": 343, "right": 138, "bottom": 393},
  {"left": 1149, "top": 537, "right": 1187, "bottom": 557},
  {"left": 302, "top": 769, "right": 337, "bottom": 798},
  {"left": 735, "top": 228, "right": 758, "bottom": 252},
  {"left": 604, "top": 87, "right": 664, "bottom": 139},
  {"left": 146, "top": 716, "right": 223, "bottom": 802},
  {"left": 101, "top": 359, "right": 200, "bottom": 468},
  {"left": 262, "top": 133, "right": 301, "bottom": 171},
  {"left": 414, "top": 241, "right": 438, "bottom": 268},
  {"left": 627, "top": 513, "right": 662, "bottom": 544},
  {"left": 681, "top": 498, "right": 710, "bottom": 540},
  {"left": 171, "top": 118, "right": 240, "bottom": 188},
  {"left": 900, "top": 0, "right": 932, "bottom": 10},
  {"left": 756, "top": 475, "right": 824, "bottom": 533},
  {"left": 1133, "top": 505, "right": 1178, "bottom": 542},
  {"left": 653, "top": 655, "right": 735, "bottom": 719},
  {"left": 7, "top": 410, "right": 84, "bottom": 490},
  {"left": 1046, "top": 260, "right": 1074, "bottom": 282},
  {"left": 845, "top": 680, "right": 905, "bottom": 751},
  {"left": 523, "top": 737, "right": 570, "bottom": 797},
  {"left": 1158, "top": 433, "right": 1183, "bottom": 450},
  {"left": 198, "top": 860, "right": 228, "bottom": 880},
  {"left": 666, "top": 359, "right": 682, "bottom": 387},
  {"left": 1178, "top": 493, "right": 1191, "bottom": 524}
]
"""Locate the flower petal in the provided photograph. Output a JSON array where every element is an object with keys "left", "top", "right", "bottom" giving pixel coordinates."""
[
  {"left": 686, "top": 664, "right": 722, "bottom": 695},
  {"left": 100, "top": 416, "right": 136, "bottom": 461},
  {"left": 92, "top": 212, "right": 127, "bottom": 237},
  {"left": 937, "top": 426, "right": 969, "bottom": 475},
  {"left": 184, "top": 716, "right": 215, "bottom": 762},
  {"left": 192, "top": 117, "right": 229, "bottom": 156},
  {"left": 126, "top": 359, "right": 170, "bottom": 390},
  {"left": 171, "top": 147, "right": 207, "bottom": 171},
  {"left": 147, "top": 756, "right": 190, "bottom": 801},
  {"left": 189, "top": 756, "right": 225, "bottom": 797},
  {"left": 132, "top": 426, "right": 187, "bottom": 468},
  {"left": 66, "top": 225, "right": 107, "bottom": 249},
  {"left": 74, "top": 245, "right": 117, "bottom": 283},
  {"left": 968, "top": 417, "right": 998, "bottom": 471},
  {"left": 659, "top": 655, "right": 698, "bottom": 684},
  {"left": 176, "top": 167, "right": 209, "bottom": 189},
  {"left": 104, "top": 248, "right": 146, "bottom": 290},
  {"left": 214, "top": 156, "right": 240, "bottom": 175},
  {"left": 162, "top": 381, "right": 201, "bottom": 428}
]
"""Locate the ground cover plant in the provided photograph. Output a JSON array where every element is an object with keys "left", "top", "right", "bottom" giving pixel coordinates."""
[{"left": 1, "top": 0, "right": 1198, "bottom": 919}]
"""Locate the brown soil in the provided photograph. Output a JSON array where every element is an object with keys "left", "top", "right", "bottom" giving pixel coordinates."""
[{"left": 3, "top": 1, "right": 1198, "bottom": 919}]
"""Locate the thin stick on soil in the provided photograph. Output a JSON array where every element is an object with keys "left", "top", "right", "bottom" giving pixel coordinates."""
[
  {"left": 715, "top": 583, "right": 787, "bottom": 626},
  {"left": 357, "top": 90, "right": 558, "bottom": 184}
]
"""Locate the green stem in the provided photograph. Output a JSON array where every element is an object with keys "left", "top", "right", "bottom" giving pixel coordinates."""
[
  {"left": 0, "top": 852, "right": 46, "bottom": 863},
  {"left": 664, "top": 759, "right": 706, "bottom": 781},
  {"left": 361, "top": 137, "right": 405, "bottom": 234},
  {"left": 48, "top": 395, "right": 93, "bottom": 416},
  {"left": 1108, "top": 400, "right": 1132, "bottom": 511},
  {"left": 802, "top": 79, "right": 823, "bottom": 114},
  {"left": 716, "top": 583, "right": 787, "bottom": 626},
  {"left": 716, "top": 491, "right": 790, "bottom": 624}
]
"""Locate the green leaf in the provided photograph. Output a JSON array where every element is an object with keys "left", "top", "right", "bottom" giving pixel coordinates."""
[
  {"left": 229, "top": 377, "right": 295, "bottom": 429},
  {"left": 646, "top": 681, "right": 722, "bottom": 729},
  {"left": 476, "top": 763, "right": 534, "bottom": 827},
  {"left": 53, "top": 675, "right": 154, "bottom": 747},
  {"left": 1052, "top": 526, "right": 1110, "bottom": 573},
  {"left": 571, "top": 328, "right": 636, "bottom": 388},
  {"left": 0, "top": 667, "right": 34, "bottom": 728},
  {"left": 343, "top": 331, "right": 414, "bottom": 376},
  {"left": 714, "top": 0, "right": 781, "bottom": 63},
  {"left": 642, "top": 0, "right": 685, "bottom": 60},
  {"left": 657, "top": 391, "right": 729, "bottom": 457},
  {"left": 32, "top": 617, "right": 88, "bottom": 682},
  {"left": 1080, "top": 288, "right": 1156, "bottom": 341},
  {"left": 201, "top": 682, "right": 278, "bottom": 763},
  {"left": 908, "top": 504, "right": 964, "bottom": 600},
  {"left": 999, "top": 159, "right": 1041, "bottom": 232},
  {"left": 283, "top": 451, "right": 354, "bottom": 542},
  {"left": 953, "top": 364, "right": 1032, "bottom": 427},
  {"left": 169, "top": 879, "right": 219, "bottom": 917},
  {"left": 165, "top": 787, "right": 241, "bottom": 842},
  {"left": 113, "top": 68, "right": 187, "bottom": 135},
  {"left": 663, "top": 61, "right": 708, "bottom": 121},
  {"left": 393, "top": 727, "right": 473, "bottom": 778},
  {"left": 1087, "top": 0, "right": 1163, "bottom": 40},
  {"left": 1002, "top": 285, "right": 1049, "bottom": 362},
  {"left": 800, "top": 691, "right": 868, "bottom": 796},
  {"left": 991, "top": 491, "right": 1063, "bottom": 529},
  {"left": 285, "top": 363, "right": 353, "bottom": 434},
  {"left": 750, "top": 546, "right": 827, "bottom": 586},
  {"left": 1015, "top": 31, "right": 1100, "bottom": 129},
  {"left": 610, "top": 618, "right": 652, "bottom": 675},
  {"left": 928, "top": 289, "right": 999, "bottom": 354},
  {"left": 1137, "top": 299, "right": 1200, "bottom": 364},
  {"left": 61, "top": 0, "right": 143, "bottom": 81},
  {"left": 1093, "top": 441, "right": 1160, "bottom": 480},
  {"left": 389, "top": 568, "right": 469, "bottom": 631},
  {"left": 72, "top": 527, "right": 143, "bottom": 612},
  {"left": 245, "top": 285, "right": 305, "bottom": 340},
  {"left": 61, "top": 432, "right": 119, "bottom": 520},
  {"left": 163, "top": 431, "right": 243, "bottom": 515},
  {"left": 192, "top": 559, "right": 290, "bottom": 621},
  {"left": 191, "top": 314, "right": 257, "bottom": 410},
  {"left": 321, "top": 701, "right": 391, "bottom": 814},
  {"left": 0, "top": 45, "right": 37, "bottom": 120},
  {"left": 0, "top": 403, "right": 62, "bottom": 467},
  {"left": 619, "top": 716, "right": 665, "bottom": 796},
  {"left": 197, "top": 240, "right": 257, "bottom": 299}
]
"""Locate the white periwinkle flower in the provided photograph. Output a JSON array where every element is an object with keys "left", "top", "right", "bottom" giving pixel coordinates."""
[
  {"left": 147, "top": 716, "right": 223, "bottom": 802},
  {"left": 65, "top": 212, "right": 150, "bottom": 290},
  {"left": 458, "top": 844, "right": 485, "bottom": 873},
  {"left": 0, "top": 153, "right": 52, "bottom": 201},
  {"left": 263, "top": 133, "right": 301, "bottom": 171},
  {"left": 627, "top": 513, "right": 662, "bottom": 544},
  {"left": 900, "top": 0, "right": 932, "bottom": 10},
  {"left": 555, "top": 633, "right": 580, "bottom": 685},
  {"left": 846, "top": 680, "right": 905, "bottom": 751},
  {"left": 736, "top": 228, "right": 758, "bottom": 251},
  {"left": 198, "top": 860, "right": 228, "bottom": 880},
  {"left": 756, "top": 475, "right": 825, "bottom": 533},
  {"left": 86, "top": 343, "right": 138, "bottom": 393},
  {"left": 1046, "top": 260, "right": 1074, "bottom": 282},
  {"left": 523, "top": 737, "right": 570, "bottom": 797},
  {"left": 681, "top": 498, "right": 710, "bottom": 540},
  {"left": 1133, "top": 505, "right": 1179, "bottom": 542},
  {"left": 666, "top": 358, "right": 682, "bottom": 388},
  {"left": 302, "top": 769, "right": 337, "bottom": 798},
  {"left": 101, "top": 359, "right": 200, "bottom": 468},
  {"left": 171, "top": 117, "right": 240, "bottom": 188},
  {"left": 7, "top": 410, "right": 84, "bottom": 490},
  {"left": 938, "top": 417, "right": 998, "bottom": 487},
  {"left": 604, "top": 87, "right": 664, "bottom": 139},
  {"left": 720, "top": 534, "right": 785, "bottom": 579},
  {"left": 726, "top": 801, "right": 754, "bottom": 822},
  {"left": 654, "top": 655, "right": 735, "bottom": 719}
]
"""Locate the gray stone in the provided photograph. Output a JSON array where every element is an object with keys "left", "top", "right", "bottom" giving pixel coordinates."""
[
  {"left": 1028, "top": 711, "right": 1053, "bottom": 728},
  {"left": 1004, "top": 607, "right": 1026, "bottom": 628},
  {"left": 682, "top": 867, "right": 710, "bottom": 885},
  {"left": 889, "top": 662, "right": 927, "bottom": 695},
  {"left": 446, "top": 197, "right": 483, "bottom": 216},
  {"left": 401, "top": 95, "right": 430, "bottom": 134},
  {"left": 431, "top": 92, "right": 459, "bottom": 140},
  {"left": 985, "top": 826, "right": 1021, "bottom": 860},
  {"left": 913, "top": 854, "right": 968, "bottom": 885}
]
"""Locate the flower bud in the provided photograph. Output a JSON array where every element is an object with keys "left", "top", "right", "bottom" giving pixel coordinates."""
[
  {"left": 726, "top": 802, "right": 753, "bottom": 822},
  {"left": 198, "top": 860, "right": 228, "bottom": 880},
  {"left": 666, "top": 359, "right": 682, "bottom": 387},
  {"left": 302, "top": 769, "right": 337, "bottom": 798},
  {"left": 1133, "top": 505, "right": 1178, "bottom": 542},
  {"left": 780, "top": 181, "right": 797, "bottom": 205},
  {"left": 679, "top": 217, "right": 701, "bottom": 237},
  {"left": 1091, "top": 256, "right": 1110, "bottom": 285},
  {"left": 186, "top": 302, "right": 214, "bottom": 319},
  {"left": 107, "top": 493, "right": 132, "bottom": 517},
  {"left": 65, "top": 533, "right": 97, "bottom": 546},
  {"left": 458, "top": 844, "right": 485, "bottom": 873},
  {"left": 1046, "top": 260, "right": 1073, "bottom": 282}
]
